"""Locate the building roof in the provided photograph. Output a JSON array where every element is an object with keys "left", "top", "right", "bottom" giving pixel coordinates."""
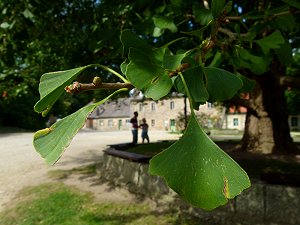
[{"left": 88, "top": 98, "right": 131, "bottom": 119}]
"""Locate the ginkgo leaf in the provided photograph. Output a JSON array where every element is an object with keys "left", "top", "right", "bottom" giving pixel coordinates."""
[
  {"left": 153, "top": 15, "right": 178, "bottom": 33},
  {"left": 204, "top": 67, "right": 243, "bottom": 102},
  {"left": 34, "top": 104, "right": 96, "bottom": 165},
  {"left": 149, "top": 112, "right": 251, "bottom": 210},
  {"left": 120, "top": 29, "right": 153, "bottom": 56},
  {"left": 254, "top": 30, "right": 285, "bottom": 55},
  {"left": 125, "top": 48, "right": 172, "bottom": 100},
  {"left": 144, "top": 73, "right": 173, "bottom": 100},
  {"left": 282, "top": 0, "right": 300, "bottom": 9},
  {"left": 33, "top": 89, "right": 127, "bottom": 165},
  {"left": 34, "top": 65, "right": 127, "bottom": 117},
  {"left": 163, "top": 53, "right": 188, "bottom": 71},
  {"left": 174, "top": 66, "right": 209, "bottom": 107},
  {"left": 192, "top": 4, "right": 213, "bottom": 26},
  {"left": 34, "top": 66, "right": 87, "bottom": 116},
  {"left": 211, "top": 0, "right": 225, "bottom": 18},
  {"left": 235, "top": 47, "right": 270, "bottom": 75},
  {"left": 236, "top": 73, "right": 256, "bottom": 93}
]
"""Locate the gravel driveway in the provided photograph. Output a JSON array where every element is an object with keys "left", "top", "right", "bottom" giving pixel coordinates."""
[{"left": 0, "top": 129, "right": 180, "bottom": 211}]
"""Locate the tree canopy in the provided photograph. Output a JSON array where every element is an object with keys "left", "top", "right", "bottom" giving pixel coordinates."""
[{"left": 1, "top": 0, "right": 300, "bottom": 129}]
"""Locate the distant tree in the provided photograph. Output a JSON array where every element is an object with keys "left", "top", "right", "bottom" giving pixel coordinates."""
[
  {"left": 0, "top": 0, "right": 135, "bottom": 128},
  {"left": 285, "top": 53, "right": 300, "bottom": 115}
]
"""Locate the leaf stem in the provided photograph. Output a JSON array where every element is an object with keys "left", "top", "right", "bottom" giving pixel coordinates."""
[
  {"left": 94, "top": 88, "right": 129, "bottom": 107},
  {"left": 87, "top": 64, "right": 129, "bottom": 83},
  {"left": 178, "top": 72, "right": 194, "bottom": 112}
]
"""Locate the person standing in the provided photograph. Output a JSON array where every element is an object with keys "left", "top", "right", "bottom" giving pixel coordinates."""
[
  {"left": 140, "top": 118, "right": 150, "bottom": 143},
  {"left": 130, "top": 111, "right": 139, "bottom": 144}
]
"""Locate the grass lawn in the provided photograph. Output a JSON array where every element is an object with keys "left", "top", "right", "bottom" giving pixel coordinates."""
[{"left": 0, "top": 183, "right": 198, "bottom": 225}]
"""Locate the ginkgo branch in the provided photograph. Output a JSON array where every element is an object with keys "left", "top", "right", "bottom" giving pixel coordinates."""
[
  {"left": 65, "top": 81, "right": 134, "bottom": 94},
  {"left": 218, "top": 27, "right": 249, "bottom": 41},
  {"left": 225, "top": 10, "right": 300, "bottom": 21}
]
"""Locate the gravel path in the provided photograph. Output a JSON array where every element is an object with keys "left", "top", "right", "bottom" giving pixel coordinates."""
[{"left": 0, "top": 129, "right": 180, "bottom": 211}]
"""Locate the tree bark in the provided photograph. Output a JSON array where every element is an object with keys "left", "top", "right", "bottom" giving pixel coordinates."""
[{"left": 237, "top": 63, "right": 299, "bottom": 154}]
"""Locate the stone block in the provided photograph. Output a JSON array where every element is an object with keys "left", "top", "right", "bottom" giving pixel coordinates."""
[
  {"left": 119, "top": 160, "right": 140, "bottom": 189},
  {"left": 265, "top": 185, "right": 300, "bottom": 225},
  {"left": 235, "top": 182, "right": 264, "bottom": 218},
  {"left": 138, "top": 164, "right": 170, "bottom": 197}
]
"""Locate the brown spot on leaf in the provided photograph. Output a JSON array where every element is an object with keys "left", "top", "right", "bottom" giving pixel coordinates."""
[{"left": 223, "top": 176, "right": 230, "bottom": 199}]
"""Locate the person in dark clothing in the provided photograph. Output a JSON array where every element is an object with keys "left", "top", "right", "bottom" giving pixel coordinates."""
[
  {"left": 130, "top": 111, "right": 138, "bottom": 144},
  {"left": 140, "top": 118, "right": 149, "bottom": 143}
]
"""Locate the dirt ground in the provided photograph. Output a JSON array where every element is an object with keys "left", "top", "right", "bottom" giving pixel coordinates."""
[{"left": 0, "top": 130, "right": 181, "bottom": 212}]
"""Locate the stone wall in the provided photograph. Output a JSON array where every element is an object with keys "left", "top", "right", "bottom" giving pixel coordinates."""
[{"left": 96, "top": 153, "right": 300, "bottom": 225}]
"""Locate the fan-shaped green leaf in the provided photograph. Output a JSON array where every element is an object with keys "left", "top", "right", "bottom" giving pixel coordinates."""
[
  {"left": 204, "top": 67, "right": 242, "bottom": 102},
  {"left": 211, "top": 0, "right": 225, "bottom": 18},
  {"left": 208, "top": 51, "right": 224, "bottom": 68},
  {"left": 153, "top": 15, "right": 178, "bottom": 33},
  {"left": 236, "top": 73, "right": 256, "bottom": 93},
  {"left": 236, "top": 48, "right": 270, "bottom": 75},
  {"left": 120, "top": 29, "right": 152, "bottom": 56},
  {"left": 254, "top": 30, "right": 285, "bottom": 55},
  {"left": 193, "top": 4, "right": 213, "bottom": 26},
  {"left": 34, "top": 104, "right": 95, "bottom": 165},
  {"left": 126, "top": 48, "right": 164, "bottom": 88},
  {"left": 275, "top": 40, "right": 292, "bottom": 66},
  {"left": 126, "top": 48, "right": 172, "bottom": 99},
  {"left": 174, "top": 67, "right": 209, "bottom": 107},
  {"left": 282, "top": 0, "right": 300, "bottom": 9},
  {"left": 163, "top": 53, "right": 187, "bottom": 71},
  {"left": 33, "top": 89, "right": 127, "bottom": 165},
  {"left": 34, "top": 66, "right": 88, "bottom": 116},
  {"left": 149, "top": 112, "right": 250, "bottom": 210},
  {"left": 144, "top": 73, "right": 173, "bottom": 100}
]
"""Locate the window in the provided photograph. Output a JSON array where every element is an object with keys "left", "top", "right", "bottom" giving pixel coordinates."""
[
  {"left": 170, "top": 119, "right": 176, "bottom": 131},
  {"left": 151, "top": 119, "right": 155, "bottom": 127},
  {"left": 108, "top": 120, "right": 113, "bottom": 127},
  {"left": 139, "top": 103, "right": 143, "bottom": 112},
  {"left": 233, "top": 118, "right": 239, "bottom": 126},
  {"left": 291, "top": 117, "right": 298, "bottom": 127},
  {"left": 207, "top": 102, "right": 213, "bottom": 108},
  {"left": 170, "top": 119, "right": 175, "bottom": 126},
  {"left": 99, "top": 120, "right": 104, "bottom": 126},
  {"left": 170, "top": 101, "right": 175, "bottom": 110},
  {"left": 151, "top": 102, "right": 156, "bottom": 111}
]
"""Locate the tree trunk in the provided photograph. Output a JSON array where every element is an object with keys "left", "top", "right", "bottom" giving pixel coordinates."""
[{"left": 238, "top": 65, "right": 299, "bottom": 154}]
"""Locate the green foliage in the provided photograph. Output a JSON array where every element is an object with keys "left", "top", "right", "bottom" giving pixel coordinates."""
[
  {"left": 34, "top": 67, "right": 87, "bottom": 116},
  {"left": 254, "top": 30, "right": 285, "bottom": 55},
  {"left": 174, "top": 67, "right": 209, "bottom": 108},
  {"left": 34, "top": 88, "right": 127, "bottom": 165},
  {"left": 211, "top": 0, "right": 226, "bottom": 18},
  {"left": 204, "top": 67, "right": 243, "bottom": 102},
  {"left": 31, "top": 0, "right": 300, "bottom": 210},
  {"left": 150, "top": 112, "right": 250, "bottom": 210}
]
